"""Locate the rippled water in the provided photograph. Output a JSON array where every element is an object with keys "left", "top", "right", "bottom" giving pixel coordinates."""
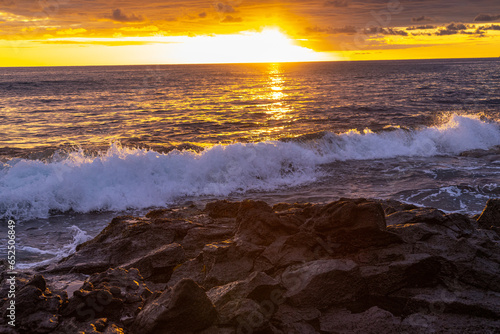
[{"left": 1, "top": 58, "right": 500, "bottom": 267}]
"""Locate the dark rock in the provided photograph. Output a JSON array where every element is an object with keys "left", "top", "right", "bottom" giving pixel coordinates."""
[
  {"left": 52, "top": 216, "right": 199, "bottom": 274},
  {"left": 132, "top": 279, "right": 217, "bottom": 334},
  {"left": 8, "top": 198, "right": 500, "bottom": 334},
  {"left": 62, "top": 268, "right": 151, "bottom": 324},
  {"left": 303, "top": 199, "right": 402, "bottom": 252},
  {"left": 281, "top": 259, "right": 361, "bottom": 308},
  {"left": 477, "top": 198, "right": 500, "bottom": 230},
  {"left": 207, "top": 272, "right": 282, "bottom": 309},
  {"left": 181, "top": 225, "right": 235, "bottom": 258},
  {"left": 124, "top": 243, "right": 186, "bottom": 283},
  {"left": 205, "top": 200, "right": 241, "bottom": 218},
  {"left": 1, "top": 275, "right": 66, "bottom": 333},
  {"left": 235, "top": 200, "right": 299, "bottom": 246}
]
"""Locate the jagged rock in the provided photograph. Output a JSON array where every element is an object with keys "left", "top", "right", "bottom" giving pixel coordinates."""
[
  {"left": 124, "top": 243, "right": 186, "bottom": 283},
  {"left": 7, "top": 198, "right": 500, "bottom": 334},
  {"left": 205, "top": 200, "right": 241, "bottom": 218},
  {"left": 0, "top": 275, "right": 66, "bottom": 333},
  {"left": 319, "top": 307, "right": 402, "bottom": 333},
  {"left": 217, "top": 298, "right": 273, "bottom": 331},
  {"left": 257, "top": 232, "right": 323, "bottom": 269},
  {"left": 132, "top": 279, "right": 217, "bottom": 334},
  {"left": 52, "top": 216, "right": 198, "bottom": 274},
  {"left": 235, "top": 200, "right": 300, "bottom": 246},
  {"left": 207, "top": 272, "right": 282, "bottom": 309},
  {"left": 62, "top": 268, "right": 151, "bottom": 324},
  {"left": 302, "top": 199, "right": 402, "bottom": 252},
  {"left": 181, "top": 225, "right": 235, "bottom": 258},
  {"left": 169, "top": 240, "right": 265, "bottom": 289},
  {"left": 477, "top": 198, "right": 500, "bottom": 230},
  {"left": 281, "top": 259, "right": 360, "bottom": 308}
]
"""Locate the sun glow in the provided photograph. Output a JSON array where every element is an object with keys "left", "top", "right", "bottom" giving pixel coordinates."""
[{"left": 168, "top": 28, "right": 327, "bottom": 64}]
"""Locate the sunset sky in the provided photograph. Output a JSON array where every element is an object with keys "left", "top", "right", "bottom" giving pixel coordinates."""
[{"left": 1, "top": 0, "right": 500, "bottom": 66}]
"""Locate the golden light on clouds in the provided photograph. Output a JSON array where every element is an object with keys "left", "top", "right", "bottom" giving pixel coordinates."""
[
  {"left": 0, "top": 28, "right": 332, "bottom": 66},
  {"left": 1, "top": 0, "right": 500, "bottom": 66}
]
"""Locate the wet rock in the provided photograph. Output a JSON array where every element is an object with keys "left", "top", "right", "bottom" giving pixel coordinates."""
[
  {"left": 477, "top": 198, "right": 500, "bottom": 230},
  {"left": 52, "top": 216, "right": 198, "bottom": 274},
  {"left": 132, "top": 279, "right": 217, "bottom": 334}
]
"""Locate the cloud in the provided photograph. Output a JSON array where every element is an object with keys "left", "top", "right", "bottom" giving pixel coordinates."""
[
  {"left": 214, "top": 2, "right": 236, "bottom": 14},
  {"left": 324, "top": 0, "right": 348, "bottom": 8},
  {"left": 220, "top": 15, "right": 242, "bottom": 23},
  {"left": 435, "top": 22, "right": 469, "bottom": 36},
  {"left": 198, "top": 12, "right": 207, "bottom": 18},
  {"left": 406, "top": 25, "right": 435, "bottom": 31},
  {"left": 306, "top": 25, "right": 357, "bottom": 34},
  {"left": 364, "top": 27, "right": 408, "bottom": 36},
  {"left": 56, "top": 28, "right": 87, "bottom": 35},
  {"left": 476, "top": 24, "right": 500, "bottom": 31},
  {"left": 474, "top": 14, "right": 500, "bottom": 22},
  {"left": 412, "top": 16, "right": 433, "bottom": 22},
  {"left": 107, "top": 8, "right": 144, "bottom": 23}
]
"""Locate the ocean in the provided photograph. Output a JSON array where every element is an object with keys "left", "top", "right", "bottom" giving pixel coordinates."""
[{"left": 1, "top": 58, "right": 500, "bottom": 268}]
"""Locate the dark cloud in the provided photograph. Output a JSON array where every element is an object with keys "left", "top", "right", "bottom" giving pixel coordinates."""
[
  {"left": 364, "top": 27, "right": 408, "bottom": 36},
  {"left": 406, "top": 25, "right": 435, "bottom": 31},
  {"left": 214, "top": 2, "right": 236, "bottom": 14},
  {"left": 476, "top": 24, "right": 500, "bottom": 31},
  {"left": 220, "top": 15, "right": 242, "bottom": 23},
  {"left": 306, "top": 25, "right": 357, "bottom": 34},
  {"left": 435, "top": 22, "right": 472, "bottom": 36},
  {"left": 474, "top": 14, "right": 500, "bottom": 22},
  {"left": 324, "top": 0, "right": 349, "bottom": 8},
  {"left": 412, "top": 16, "right": 432, "bottom": 22},
  {"left": 107, "top": 9, "right": 144, "bottom": 23},
  {"left": 198, "top": 12, "right": 207, "bottom": 18}
]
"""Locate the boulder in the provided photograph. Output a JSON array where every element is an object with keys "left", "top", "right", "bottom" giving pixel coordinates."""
[
  {"left": 1, "top": 275, "right": 66, "bottom": 333},
  {"left": 132, "top": 279, "right": 217, "bottom": 334},
  {"left": 477, "top": 198, "right": 500, "bottom": 230},
  {"left": 235, "top": 200, "right": 299, "bottom": 246},
  {"left": 62, "top": 268, "right": 151, "bottom": 325},
  {"left": 124, "top": 243, "right": 186, "bottom": 283},
  {"left": 205, "top": 200, "right": 241, "bottom": 218},
  {"left": 52, "top": 216, "right": 198, "bottom": 274}
]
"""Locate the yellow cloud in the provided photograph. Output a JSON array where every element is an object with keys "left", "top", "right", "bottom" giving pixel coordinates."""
[{"left": 56, "top": 28, "right": 88, "bottom": 35}]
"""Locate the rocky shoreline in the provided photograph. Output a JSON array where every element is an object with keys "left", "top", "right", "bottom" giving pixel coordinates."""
[{"left": 1, "top": 198, "right": 500, "bottom": 333}]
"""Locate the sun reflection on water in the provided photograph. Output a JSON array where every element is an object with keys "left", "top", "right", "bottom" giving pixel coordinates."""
[{"left": 265, "top": 63, "right": 291, "bottom": 121}]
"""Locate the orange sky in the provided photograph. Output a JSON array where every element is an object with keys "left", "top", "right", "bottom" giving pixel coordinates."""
[{"left": 1, "top": 0, "right": 500, "bottom": 66}]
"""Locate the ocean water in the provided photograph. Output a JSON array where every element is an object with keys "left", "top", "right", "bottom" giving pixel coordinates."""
[{"left": 1, "top": 58, "right": 500, "bottom": 268}]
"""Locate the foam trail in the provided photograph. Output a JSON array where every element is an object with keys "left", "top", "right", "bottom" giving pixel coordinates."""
[
  {"left": 1, "top": 114, "right": 499, "bottom": 220},
  {"left": 17, "top": 226, "right": 92, "bottom": 269}
]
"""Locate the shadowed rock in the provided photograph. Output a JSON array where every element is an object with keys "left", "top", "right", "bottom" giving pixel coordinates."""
[
  {"left": 6, "top": 198, "right": 500, "bottom": 334},
  {"left": 132, "top": 279, "right": 217, "bottom": 334},
  {"left": 477, "top": 198, "right": 500, "bottom": 230}
]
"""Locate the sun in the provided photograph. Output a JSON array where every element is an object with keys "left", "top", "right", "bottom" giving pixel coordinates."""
[{"left": 171, "top": 28, "right": 328, "bottom": 64}]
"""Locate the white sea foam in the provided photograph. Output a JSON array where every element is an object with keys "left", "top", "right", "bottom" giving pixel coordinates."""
[
  {"left": 17, "top": 226, "right": 91, "bottom": 269},
  {"left": 1, "top": 114, "right": 499, "bottom": 220}
]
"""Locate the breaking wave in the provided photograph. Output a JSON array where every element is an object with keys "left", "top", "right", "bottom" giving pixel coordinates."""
[{"left": 1, "top": 114, "right": 499, "bottom": 220}]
